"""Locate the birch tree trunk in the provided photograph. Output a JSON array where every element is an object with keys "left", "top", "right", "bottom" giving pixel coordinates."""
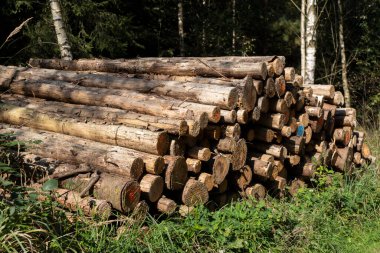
[
  {"left": 338, "top": 0, "right": 351, "bottom": 107},
  {"left": 49, "top": 0, "right": 72, "bottom": 60},
  {"left": 301, "top": 0, "right": 306, "bottom": 79},
  {"left": 178, "top": 0, "right": 185, "bottom": 56},
  {"left": 305, "top": 0, "right": 317, "bottom": 85}
]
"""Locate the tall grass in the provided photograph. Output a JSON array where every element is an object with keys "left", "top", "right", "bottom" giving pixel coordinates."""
[{"left": 0, "top": 128, "right": 379, "bottom": 252}]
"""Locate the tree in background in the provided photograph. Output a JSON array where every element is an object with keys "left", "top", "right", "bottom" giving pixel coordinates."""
[
  {"left": 304, "top": 0, "right": 317, "bottom": 85},
  {"left": 49, "top": 0, "right": 72, "bottom": 60}
]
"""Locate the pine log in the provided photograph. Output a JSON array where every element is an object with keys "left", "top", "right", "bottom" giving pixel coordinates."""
[
  {"left": 251, "top": 107, "right": 261, "bottom": 122},
  {"left": 179, "top": 205, "right": 195, "bottom": 216},
  {"left": 0, "top": 126, "right": 146, "bottom": 179},
  {"left": 322, "top": 103, "right": 337, "bottom": 116},
  {"left": 266, "top": 58, "right": 285, "bottom": 76},
  {"left": 353, "top": 152, "right": 362, "bottom": 165},
  {"left": 335, "top": 115, "right": 357, "bottom": 128},
  {"left": 250, "top": 158, "right": 274, "bottom": 180},
  {"left": 5, "top": 79, "right": 206, "bottom": 123},
  {"left": 303, "top": 84, "right": 335, "bottom": 99},
  {"left": 29, "top": 58, "right": 268, "bottom": 79},
  {"left": 157, "top": 196, "right": 177, "bottom": 215},
  {"left": 281, "top": 126, "right": 292, "bottom": 138},
  {"left": 287, "top": 155, "right": 301, "bottom": 166},
  {"left": 33, "top": 185, "right": 112, "bottom": 219},
  {"left": 257, "top": 96, "right": 269, "bottom": 113},
  {"left": 163, "top": 156, "right": 188, "bottom": 190},
  {"left": 217, "top": 137, "right": 237, "bottom": 153},
  {"left": 140, "top": 174, "right": 164, "bottom": 202},
  {"left": 245, "top": 183, "right": 266, "bottom": 200},
  {"left": 332, "top": 147, "right": 354, "bottom": 173},
  {"left": 1, "top": 94, "right": 192, "bottom": 137},
  {"left": 232, "top": 165, "right": 252, "bottom": 190},
  {"left": 269, "top": 99, "right": 288, "bottom": 114},
  {"left": 264, "top": 78, "right": 276, "bottom": 98},
  {"left": 223, "top": 123, "right": 241, "bottom": 141},
  {"left": 182, "top": 178, "right": 209, "bottom": 206},
  {"left": 305, "top": 106, "right": 323, "bottom": 118},
  {"left": 16, "top": 67, "right": 239, "bottom": 110},
  {"left": 361, "top": 143, "right": 371, "bottom": 159},
  {"left": 250, "top": 142, "right": 287, "bottom": 160},
  {"left": 257, "top": 113, "right": 285, "bottom": 130},
  {"left": 283, "top": 136, "right": 305, "bottom": 155},
  {"left": 288, "top": 117, "right": 298, "bottom": 133},
  {"left": 186, "top": 158, "right": 202, "bottom": 174},
  {"left": 187, "top": 146, "right": 211, "bottom": 161},
  {"left": 333, "top": 128, "right": 351, "bottom": 146},
  {"left": 214, "top": 179, "right": 228, "bottom": 194},
  {"left": 220, "top": 110, "right": 237, "bottom": 124},
  {"left": 275, "top": 75, "right": 286, "bottom": 96},
  {"left": 300, "top": 162, "right": 317, "bottom": 178},
  {"left": 326, "top": 91, "right": 345, "bottom": 106},
  {"left": 61, "top": 173, "right": 141, "bottom": 213},
  {"left": 209, "top": 154, "right": 230, "bottom": 185},
  {"left": 230, "top": 139, "right": 248, "bottom": 171},
  {"left": 294, "top": 74, "right": 304, "bottom": 86},
  {"left": 284, "top": 91, "right": 295, "bottom": 108},
  {"left": 309, "top": 115, "right": 324, "bottom": 133},
  {"left": 253, "top": 127, "right": 275, "bottom": 143},
  {"left": 0, "top": 103, "right": 170, "bottom": 156},
  {"left": 253, "top": 80, "right": 264, "bottom": 95},
  {"left": 236, "top": 109, "right": 249, "bottom": 124},
  {"left": 198, "top": 173, "right": 215, "bottom": 191},
  {"left": 297, "top": 113, "right": 310, "bottom": 127},
  {"left": 284, "top": 67, "right": 295, "bottom": 82}
]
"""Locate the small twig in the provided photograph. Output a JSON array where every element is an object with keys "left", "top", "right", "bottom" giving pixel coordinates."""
[{"left": 196, "top": 59, "right": 228, "bottom": 79}]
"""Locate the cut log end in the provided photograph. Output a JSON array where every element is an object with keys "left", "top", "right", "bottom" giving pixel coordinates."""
[
  {"left": 182, "top": 178, "right": 209, "bottom": 206},
  {"left": 140, "top": 174, "right": 164, "bottom": 202}
]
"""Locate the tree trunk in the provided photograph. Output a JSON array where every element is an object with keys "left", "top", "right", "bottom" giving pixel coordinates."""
[
  {"left": 337, "top": 0, "right": 351, "bottom": 107},
  {"left": 305, "top": 0, "right": 317, "bottom": 84},
  {"left": 49, "top": 0, "right": 72, "bottom": 60},
  {"left": 178, "top": 0, "right": 185, "bottom": 56},
  {"left": 232, "top": 0, "right": 236, "bottom": 53},
  {"left": 301, "top": 0, "right": 306, "bottom": 78}
]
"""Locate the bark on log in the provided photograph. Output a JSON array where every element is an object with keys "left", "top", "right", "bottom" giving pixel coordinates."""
[
  {"left": 220, "top": 110, "right": 237, "bottom": 124},
  {"left": 33, "top": 185, "right": 111, "bottom": 219},
  {"left": 284, "top": 67, "right": 295, "bottom": 82},
  {"left": 0, "top": 103, "right": 170, "bottom": 156},
  {"left": 4, "top": 79, "right": 201, "bottom": 121},
  {"left": 236, "top": 109, "right": 248, "bottom": 124},
  {"left": 275, "top": 75, "right": 286, "bottom": 97},
  {"left": 0, "top": 126, "right": 145, "bottom": 179},
  {"left": 253, "top": 127, "right": 275, "bottom": 143},
  {"left": 257, "top": 113, "right": 285, "bottom": 130},
  {"left": 187, "top": 147, "right": 211, "bottom": 161},
  {"left": 303, "top": 84, "right": 335, "bottom": 99},
  {"left": 15, "top": 67, "right": 239, "bottom": 110},
  {"left": 1, "top": 94, "right": 192, "bottom": 137},
  {"left": 253, "top": 80, "right": 264, "bottom": 96},
  {"left": 61, "top": 173, "right": 141, "bottom": 213},
  {"left": 29, "top": 58, "right": 268, "bottom": 79},
  {"left": 250, "top": 142, "right": 287, "bottom": 160}
]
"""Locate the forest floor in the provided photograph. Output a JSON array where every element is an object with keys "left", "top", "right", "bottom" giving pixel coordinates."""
[{"left": 0, "top": 128, "right": 379, "bottom": 252}]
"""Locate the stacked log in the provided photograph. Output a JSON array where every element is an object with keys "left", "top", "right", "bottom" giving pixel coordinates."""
[{"left": 0, "top": 56, "right": 375, "bottom": 217}]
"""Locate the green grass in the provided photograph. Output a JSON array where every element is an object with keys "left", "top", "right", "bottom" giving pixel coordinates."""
[{"left": 1, "top": 129, "right": 380, "bottom": 253}]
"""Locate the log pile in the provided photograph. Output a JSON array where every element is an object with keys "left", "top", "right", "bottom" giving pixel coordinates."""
[{"left": 0, "top": 56, "right": 375, "bottom": 217}]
